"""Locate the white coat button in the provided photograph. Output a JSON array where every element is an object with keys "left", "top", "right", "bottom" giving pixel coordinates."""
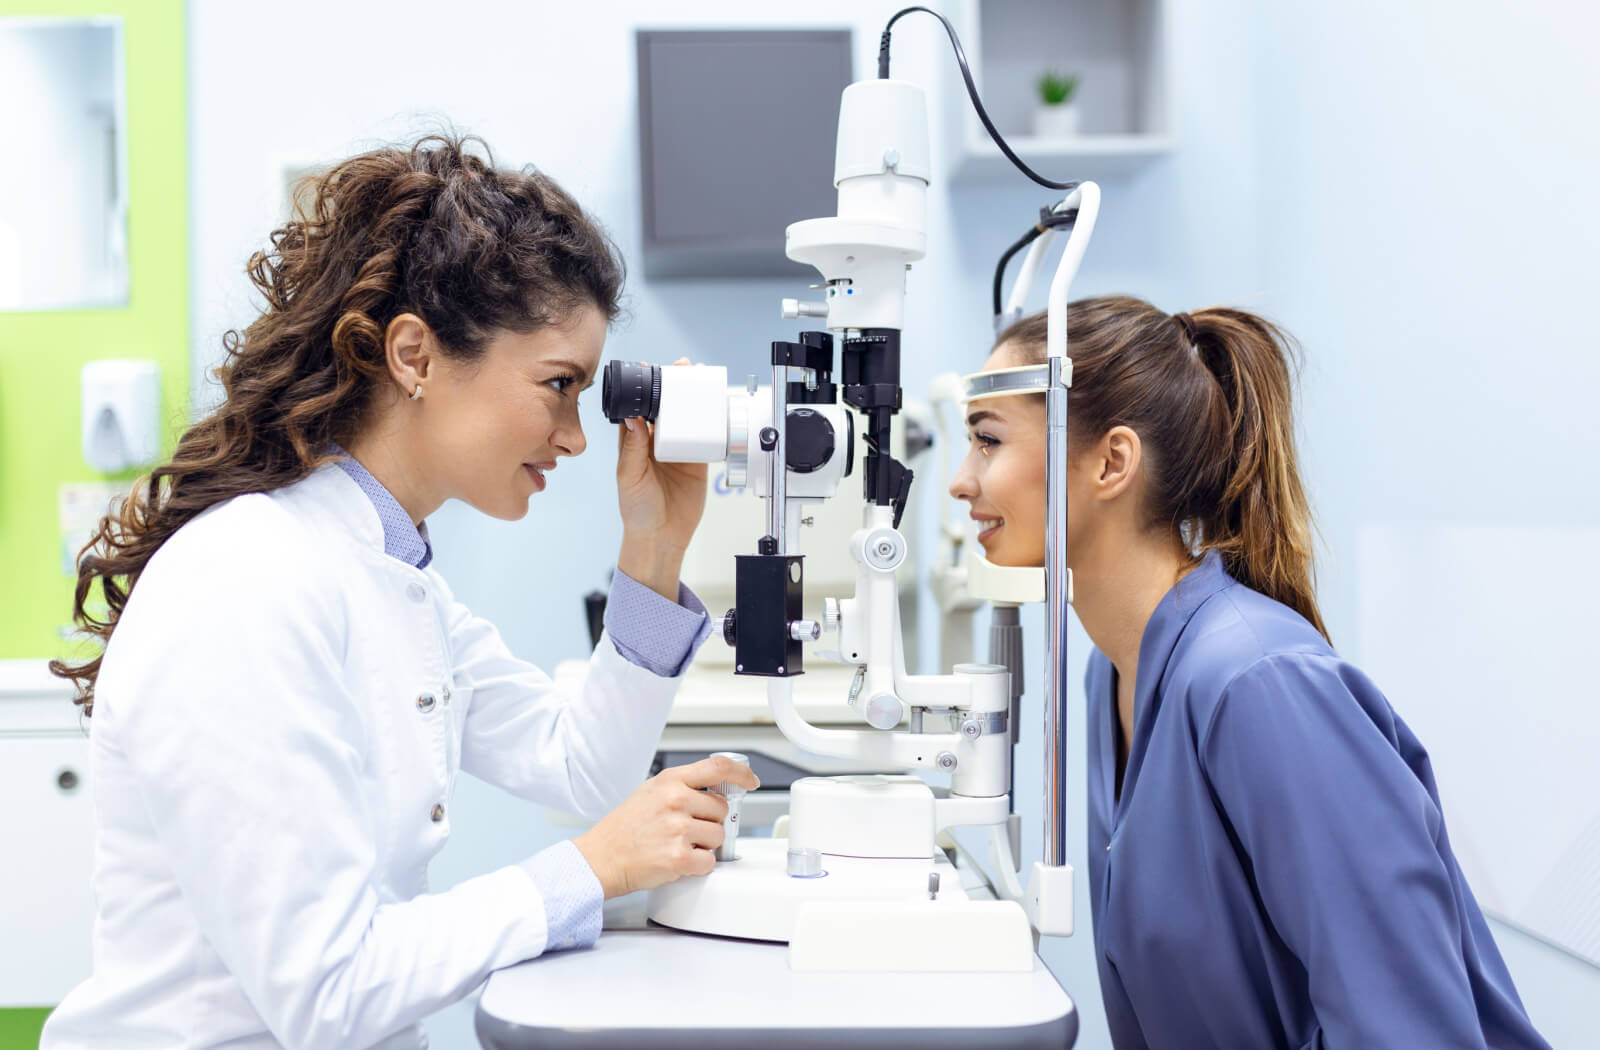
[
  {"left": 430, "top": 803, "right": 445, "bottom": 823},
  {"left": 442, "top": 686, "right": 452, "bottom": 706},
  {"left": 406, "top": 582, "right": 426, "bottom": 603},
  {"left": 416, "top": 693, "right": 436, "bottom": 713}
]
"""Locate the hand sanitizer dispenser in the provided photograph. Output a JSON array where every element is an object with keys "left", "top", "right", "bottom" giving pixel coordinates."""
[{"left": 82, "top": 359, "right": 161, "bottom": 474}]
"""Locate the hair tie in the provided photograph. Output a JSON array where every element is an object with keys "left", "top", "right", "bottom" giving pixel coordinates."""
[{"left": 1171, "top": 311, "right": 1199, "bottom": 350}]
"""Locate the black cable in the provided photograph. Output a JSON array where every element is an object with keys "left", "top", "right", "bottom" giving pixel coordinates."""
[
  {"left": 878, "top": 6, "right": 1079, "bottom": 192},
  {"left": 992, "top": 209, "right": 1077, "bottom": 318}
]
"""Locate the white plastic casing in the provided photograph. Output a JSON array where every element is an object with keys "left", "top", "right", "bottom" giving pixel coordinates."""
[
  {"left": 1026, "top": 861, "right": 1076, "bottom": 937},
  {"left": 790, "top": 900, "right": 1034, "bottom": 973},
  {"left": 786, "top": 79, "right": 930, "bottom": 331},
  {"left": 649, "top": 370, "right": 850, "bottom": 501},
  {"left": 966, "top": 546, "right": 1046, "bottom": 604},
  {"left": 652, "top": 365, "right": 732, "bottom": 463},
  {"left": 745, "top": 398, "right": 851, "bottom": 501},
  {"left": 788, "top": 775, "right": 934, "bottom": 859},
  {"left": 831, "top": 79, "right": 931, "bottom": 185}
]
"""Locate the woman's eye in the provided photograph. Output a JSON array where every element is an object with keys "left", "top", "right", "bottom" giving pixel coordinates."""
[
  {"left": 970, "top": 432, "right": 1000, "bottom": 456},
  {"left": 547, "top": 375, "right": 577, "bottom": 395}
]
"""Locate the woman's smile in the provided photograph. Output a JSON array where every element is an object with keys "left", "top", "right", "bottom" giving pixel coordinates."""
[
  {"left": 523, "top": 462, "right": 553, "bottom": 491},
  {"left": 973, "top": 512, "right": 1004, "bottom": 544}
]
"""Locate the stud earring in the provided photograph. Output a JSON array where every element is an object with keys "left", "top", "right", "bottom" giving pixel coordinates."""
[{"left": 410, "top": 385, "right": 423, "bottom": 401}]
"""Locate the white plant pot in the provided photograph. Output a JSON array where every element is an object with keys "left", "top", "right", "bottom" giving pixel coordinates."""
[{"left": 1034, "top": 103, "right": 1080, "bottom": 139}]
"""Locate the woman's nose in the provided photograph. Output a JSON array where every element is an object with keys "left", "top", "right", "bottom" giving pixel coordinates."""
[
  {"left": 555, "top": 417, "right": 587, "bottom": 458},
  {"left": 949, "top": 455, "right": 978, "bottom": 501}
]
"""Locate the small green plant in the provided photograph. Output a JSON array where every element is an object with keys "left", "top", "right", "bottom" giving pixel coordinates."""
[{"left": 1037, "top": 71, "right": 1080, "bottom": 106}]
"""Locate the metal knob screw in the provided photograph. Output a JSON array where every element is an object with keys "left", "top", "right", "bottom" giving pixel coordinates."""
[
  {"left": 789, "top": 619, "right": 821, "bottom": 642},
  {"left": 708, "top": 751, "right": 750, "bottom": 862},
  {"left": 781, "top": 298, "right": 829, "bottom": 319},
  {"left": 935, "top": 750, "right": 958, "bottom": 772},
  {"left": 787, "top": 846, "right": 824, "bottom": 878},
  {"left": 960, "top": 717, "right": 983, "bottom": 740}
]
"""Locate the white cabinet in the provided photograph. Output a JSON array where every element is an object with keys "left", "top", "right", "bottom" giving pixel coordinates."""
[{"left": 0, "top": 661, "right": 93, "bottom": 1008}]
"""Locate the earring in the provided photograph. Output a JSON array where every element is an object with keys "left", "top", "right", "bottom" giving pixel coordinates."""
[{"left": 410, "top": 385, "right": 423, "bottom": 401}]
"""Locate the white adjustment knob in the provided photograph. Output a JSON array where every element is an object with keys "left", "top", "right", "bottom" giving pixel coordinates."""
[
  {"left": 862, "top": 692, "right": 904, "bottom": 731},
  {"left": 822, "top": 597, "right": 840, "bottom": 632}
]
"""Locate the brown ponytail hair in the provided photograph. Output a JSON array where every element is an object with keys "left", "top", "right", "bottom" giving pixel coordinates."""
[
  {"left": 996, "top": 296, "right": 1329, "bottom": 642},
  {"left": 51, "top": 133, "right": 625, "bottom": 714}
]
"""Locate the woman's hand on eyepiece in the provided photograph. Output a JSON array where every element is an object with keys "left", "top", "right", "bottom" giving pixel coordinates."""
[{"left": 615, "top": 358, "right": 707, "bottom": 598}]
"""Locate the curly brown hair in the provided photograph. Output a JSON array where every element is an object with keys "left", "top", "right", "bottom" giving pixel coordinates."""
[{"left": 51, "top": 133, "right": 624, "bottom": 714}]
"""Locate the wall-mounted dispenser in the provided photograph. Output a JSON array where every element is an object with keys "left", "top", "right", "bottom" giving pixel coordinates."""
[{"left": 81, "top": 359, "right": 160, "bottom": 474}]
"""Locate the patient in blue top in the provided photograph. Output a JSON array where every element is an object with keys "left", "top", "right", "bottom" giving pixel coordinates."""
[{"left": 948, "top": 296, "right": 1549, "bottom": 1050}]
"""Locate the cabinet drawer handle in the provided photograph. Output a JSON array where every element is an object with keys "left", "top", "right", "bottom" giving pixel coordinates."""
[{"left": 57, "top": 769, "right": 80, "bottom": 792}]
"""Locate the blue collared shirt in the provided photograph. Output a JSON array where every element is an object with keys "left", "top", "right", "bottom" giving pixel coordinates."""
[
  {"left": 1082, "top": 551, "right": 1549, "bottom": 1050},
  {"left": 334, "top": 449, "right": 711, "bottom": 951}
]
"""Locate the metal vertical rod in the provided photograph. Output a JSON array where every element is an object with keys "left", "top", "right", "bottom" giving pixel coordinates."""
[
  {"left": 1043, "top": 355, "right": 1070, "bottom": 868},
  {"left": 767, "top": 366, "right": 789, "bottom": 552}
]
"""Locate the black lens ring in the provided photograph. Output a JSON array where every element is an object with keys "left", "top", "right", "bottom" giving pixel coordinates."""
[{"left": 601, "top": 360, "right": 662, "bottom": 423}]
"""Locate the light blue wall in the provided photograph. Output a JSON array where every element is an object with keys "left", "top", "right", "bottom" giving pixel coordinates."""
[
  {"left": 1248, "top": 4, "right": 1600, "bottom": 1047},
  {"left": 186, "top": 2, "right": 1596, "bottom": 1047}
]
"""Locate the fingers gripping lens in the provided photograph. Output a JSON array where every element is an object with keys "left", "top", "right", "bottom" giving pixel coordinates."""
[{"left": 601, "top": 360, "right": 663, "bottom": 423}]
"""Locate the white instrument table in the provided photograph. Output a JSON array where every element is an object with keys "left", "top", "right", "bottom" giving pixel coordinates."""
[{"left": 475, "top": 900, "right": 1078, "bottom": 1049}]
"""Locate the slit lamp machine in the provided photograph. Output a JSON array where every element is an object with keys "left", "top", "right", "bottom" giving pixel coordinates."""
[{"left": 596, "top": 9, "right": 1099, "bottom": 974}]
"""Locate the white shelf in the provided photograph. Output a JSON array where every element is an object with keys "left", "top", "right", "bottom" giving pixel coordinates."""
[
  {"left": 951, "top": 133, "right": 1176, "bottom": 182},
  {"left": 945, "top": 0, "right": 1175, "bottom": 184}
]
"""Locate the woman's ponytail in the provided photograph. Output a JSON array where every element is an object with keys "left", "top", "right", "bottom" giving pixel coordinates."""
[{"left": 1187, "top": 308, "right": 1327, "bottom": 641}]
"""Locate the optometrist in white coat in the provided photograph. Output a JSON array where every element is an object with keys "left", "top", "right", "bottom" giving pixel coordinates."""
[{"left": 42, "top": 136, "right": 757, "bottom": 1050}]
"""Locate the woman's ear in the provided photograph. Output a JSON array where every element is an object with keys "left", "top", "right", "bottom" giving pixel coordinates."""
[
  {"left": 384, "top": 313, "right": 433, "bottom": 398},
  {"left": 1093, "top": 425, "right": 1142, "bottom": 503}
]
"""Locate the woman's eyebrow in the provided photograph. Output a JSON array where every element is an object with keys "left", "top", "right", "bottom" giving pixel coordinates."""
[{"left": 966, "top": 409, "right": 1002, "bottom": 428}]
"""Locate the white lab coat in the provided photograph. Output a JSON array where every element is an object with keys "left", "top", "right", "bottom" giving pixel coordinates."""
[{"left": 42, "top": 464, "right": 682, "bottom": 1050}]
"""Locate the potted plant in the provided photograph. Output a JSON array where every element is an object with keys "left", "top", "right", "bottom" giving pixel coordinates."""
[{"left": 1034, "top": 71, "right": 1081, "bottom": 138}]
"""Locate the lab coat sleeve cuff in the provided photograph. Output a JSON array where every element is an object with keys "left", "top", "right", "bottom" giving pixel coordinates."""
[
  {"left": 602, "top": 569, "right": 712, "bottom": 678},
  {"left": 518, "top": 840, "right": 604, "bottom": 952}
]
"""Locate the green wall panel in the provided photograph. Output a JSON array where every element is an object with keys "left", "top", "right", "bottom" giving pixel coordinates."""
[
  {"left": 0, "top": 1007, "right": 49, "bottom": 1048},
  {"left": 0, "top": 0, "right": 188, "bottom": 661}
]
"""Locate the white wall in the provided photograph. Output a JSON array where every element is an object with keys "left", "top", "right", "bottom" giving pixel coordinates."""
[{"left": 187, "top": 1, "right": 1596, "bottom": 1047}]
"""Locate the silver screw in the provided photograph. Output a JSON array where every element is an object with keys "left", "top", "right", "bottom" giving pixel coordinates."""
[
  {"left": 927, "top": 871, "right": 940, "bottom": 899},
  {"left": 961, "top": 718, "right": 983, "bottom": 740},
  {"left": 936, "top": 751, "right": 958, "bottom": 772},
  {"left": 736, "top": 664, "right": 744, "bottom": 672},
  {"left": 777, "top": 665, "right": 785, "bottom": 674}
]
